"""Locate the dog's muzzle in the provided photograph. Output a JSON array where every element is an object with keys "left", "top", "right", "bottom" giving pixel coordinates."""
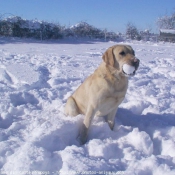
[{"left": 122, "top": 57, "right": 140, "bottom": 76}]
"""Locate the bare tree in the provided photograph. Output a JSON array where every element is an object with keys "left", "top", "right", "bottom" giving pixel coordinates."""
[
  {"left": 156, "top": 11, "right": 175, "bottom": 29},
  {"left": 125, "top": 22, "right": 141, "bottom": 40}
]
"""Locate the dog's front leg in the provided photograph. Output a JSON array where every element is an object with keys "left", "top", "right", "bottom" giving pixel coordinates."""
[
  {"left": 106, "top": 108, "right": 118, "bottom": 130},
  {"left": 78, "top": 105, "right": 96, "bottom": 144}
]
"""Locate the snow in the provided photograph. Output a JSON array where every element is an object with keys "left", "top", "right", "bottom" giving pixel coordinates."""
[{"left": 0, "top": 37, "right": 175, "bottom": 174}]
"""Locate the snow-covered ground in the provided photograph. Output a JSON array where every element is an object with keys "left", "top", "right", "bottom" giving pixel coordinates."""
[{"left": 0, "top": 37, "right": 175, "bottom": 175}]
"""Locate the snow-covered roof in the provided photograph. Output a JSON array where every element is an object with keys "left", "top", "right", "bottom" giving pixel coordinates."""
[{"left": 160, "top": 29, "right": 175, "bottom": 34}]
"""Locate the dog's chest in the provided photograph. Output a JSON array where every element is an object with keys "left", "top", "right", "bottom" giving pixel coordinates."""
[{"left": 111, "top": 79, "right": 128, "bottom": 97}]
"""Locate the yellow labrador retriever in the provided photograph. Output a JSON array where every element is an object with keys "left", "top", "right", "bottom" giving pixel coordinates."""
[{"left": 65, "top": 45, "right": 139, "bottom": 144}]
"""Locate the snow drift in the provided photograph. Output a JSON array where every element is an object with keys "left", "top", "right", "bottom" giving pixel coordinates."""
[{"left": 0, "top": 37, "right": 175, "bottom": 175}]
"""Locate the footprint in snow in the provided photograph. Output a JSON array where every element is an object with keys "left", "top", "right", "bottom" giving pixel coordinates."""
[{"left": 10, "top": 92, "right": 39, "bottom": 107}]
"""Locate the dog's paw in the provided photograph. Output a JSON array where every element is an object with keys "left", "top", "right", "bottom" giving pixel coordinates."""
[{"left": 76, "top": 135, "right": 87, "bottom": 145}]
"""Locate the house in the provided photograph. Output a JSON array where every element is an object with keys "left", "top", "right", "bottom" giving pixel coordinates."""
[{"left": 159, "top": 29, "right": 175, "bottom": 42}]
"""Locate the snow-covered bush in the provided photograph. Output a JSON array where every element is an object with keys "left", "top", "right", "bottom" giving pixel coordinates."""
[
  {"left": 70, "top": 22, "right": 105, "bottom": 38},
  {"left": 105, "top": 31, "right": 122, "bottom": 40},
  {"left": 63, "top": 27, "right": 75, "bottom": 37},
  {"left": 40, "top": 23, "right": 63, "bottom": 40},
  {"left": 0, "top": 16, "right": 64, "bottom": 39},
  {"left": 0, "top": 20, "right": 12, "bottom": 36}
]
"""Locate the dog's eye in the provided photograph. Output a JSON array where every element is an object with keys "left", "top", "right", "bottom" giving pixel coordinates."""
[{"left": 119, "top": 51, "right": 125, "bottom": 56}]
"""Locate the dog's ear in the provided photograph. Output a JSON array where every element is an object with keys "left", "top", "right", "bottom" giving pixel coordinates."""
[
  {"left": 102, "top": 47, "right": 114, "bottom": 67},
  {"left": 126, "top": 45, "right": 135, "bottom": 56}
]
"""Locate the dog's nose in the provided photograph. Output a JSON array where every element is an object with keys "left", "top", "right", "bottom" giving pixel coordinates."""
[{"left": 133, "top": 57, "right": 140, "bottom": 68}]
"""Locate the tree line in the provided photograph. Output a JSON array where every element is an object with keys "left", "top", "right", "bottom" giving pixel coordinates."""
[
  {"left": 0, "top": 10, "right": 175, "bottom": 41},
  {"left": 0, "top": 16, "right": 121, "bottom": 40}
]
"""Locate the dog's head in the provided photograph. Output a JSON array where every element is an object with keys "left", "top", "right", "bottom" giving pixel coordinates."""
[{"left": 102, "top": 45, "right": 139, "bottom": 77}]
